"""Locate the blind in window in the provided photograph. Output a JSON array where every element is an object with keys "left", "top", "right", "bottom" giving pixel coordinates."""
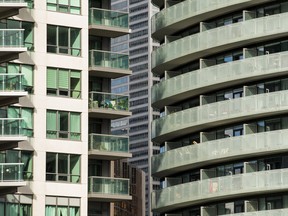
[
  {"left": 58, "top": 69, "right": 69, "bottom": 89},
  {"left": 46, "top": 110, "right": 57, "bottom": 131},
  {"left": 47, "top": 68, "right": 57, "bottom": 89}
]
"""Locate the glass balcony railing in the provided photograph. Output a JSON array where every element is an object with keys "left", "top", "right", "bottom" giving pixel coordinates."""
[
  {"left": 89, "top": 133, "right": 129, "bottom": 153},
  {"left": 152, "top": 0, "right": 248, "bottom": 36},
  {"left": 152, "top": 168, "right": 288, "bottom": 211},
  {"left": 0, "top": 74, "right": 25, "bottom": 92},
  {"left": 0, "top": 29, "right": 24, "bottom": 47},
  {"left": 88, "top": 176, "right": 130, "bottom": 196},
  {"left": 152, "top": 129, "right": 288, "bottom": 176},
  {"left": 89, "top": 50, "right": 129, "bottom": 70},
  {"left": 225, "top": 208, "right": 288, "bottom": 216},
  {"left": 89, "top": 92, "right": 129, "bottom": 112},
  {"left": 0, "top": 0, "right": 26, "bottom": 2},
  {"left": 152, "top": 12, "right": 288, "bottom": 73},
  {"left": 89, "top": 8, "right": 129, "bottom": 29},
  {"left": 152, "top": 51, "right": 288, "bottom": 107},
  {"left": 0, "top": 163, "right": 24, "bottom": 182},
  {"left": 0, "top": 118, "right": 24, "bottom": 136},
  {"left": 152, "top": 90, "right": 288, "bottom": 141}
]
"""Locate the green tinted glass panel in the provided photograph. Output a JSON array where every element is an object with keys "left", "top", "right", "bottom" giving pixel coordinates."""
[
  {"left": 58, "top": 69, "right": 69, "bottom": 89},
  {"left": 71, "top": 0, "right": 80, "bottom": 7},
  {"left": 46, "top": 110, "right": 57, "bottom": 131},
  {"left": 47, "top": 68, "right": 57, "bottom": 89},
  {"left": 22, "top": 65, "right": 33, "bottom": 87},
  {"left": 8, "top": 64, "right": 19, "bottom": 74}
]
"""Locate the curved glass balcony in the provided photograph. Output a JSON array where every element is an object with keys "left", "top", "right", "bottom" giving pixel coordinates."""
[
  {"left": 152, "top": 51, "right": 288, "bottom": 109},
  {"left": 88, "top": 176, "right": 131, "bottom": 201},
  {"left": 152, "top": 12, "right": 288, "bottom": 75},
  {"left": 89, "top": 50, "right": 131, "bottom": 79},
  {"left": 152, "top": 168, "right": 288, "bottom": 213},
  {"left": 89, "top": 91, "right": 131, "bottom": 119},
  {"left": 89, "top": 8, "right": 129, "bottom": 38},
  {"left": 225, "top": 209, "right": 288, "bottom": 216},
  {"left": 152, "top": 90, "right": 288, "bottom": 143},
  {"left": 152, "top": 129, "right": 288, "bottom": 177},
  {"left": 152, "top": 0, "right": 261, "bottom": 41},
  {"left": 88, "top": 133, "right": 131, "bottom": 160}
]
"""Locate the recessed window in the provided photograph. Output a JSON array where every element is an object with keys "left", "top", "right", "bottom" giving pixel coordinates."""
[
  {"left": 47, "top": 0, "right": 81, "bottom": 15},
  {"left": 0, "top": 194, "right": 32, "bottom": 216},
  {"left": 47, "top": 25, "right": 81, "bottom": 56},
  {"left": 46, "top": 153, "right": 80, "bottom": 183},
  {"left": 46, "top": 110, "right": 81, "bottom": 140},
  {"left": 47, "top": 67, "right": 81, "bottom": 99}
]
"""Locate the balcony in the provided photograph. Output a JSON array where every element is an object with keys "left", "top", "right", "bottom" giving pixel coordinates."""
[
  {"left": 152, "top": 129, "right": 288, "bottom": 177},
  {"left": 0, "top": 0, "right": 27, "bottom": 19},
  {"left": 88, "top": 176, "right": 132, "bottom": 201},
  {"left": 0, "top": 29, "right": 26, "bottom": 62},
  {"left": 0, "top": 74, "right": 28, "bottom": 106},
  {"left": 0, "top": 163, "right": 26, "bottom": 194},
  {"left": 89, "top": 8, "right": 130, "bottom": 38},
  {"left": 89, "top": 50, "right": 131, "bottom": 79},
  {"left": 0, "top": 118, "right": 27, "bottom": 148},
  {"left": 224, "top": 209, "right": 288, "bottom": 216},
  {"left": 89, "top": 92, "right": 131, "bottom": 120},
  {"left": 88, "top": 133, "right": 131, "bottom": 160},
  {"left": 152, "top": 12, "right": 288, "bottom": 75},
  {"left": 152, "top": 168, "right": 288, "bottom": 213},
  {"left": 152, "top": 90, "right": 288, "bottom": 143},
  {"left": 152, "top": 51, "right": 288, "bottom": 109},
  {"left": 151, "top": 0, "right": 272, "bottom": 41}
]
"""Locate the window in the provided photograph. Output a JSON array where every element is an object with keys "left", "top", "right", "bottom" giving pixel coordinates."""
[
  {"left": 47, "top": 67, "right": 81, "bottom": 98},
  {"left": 46, "top": 196, "right": 80, "bottom": 216},
  {"left": 0, "top": 194, "right": 32, "bottom": 216},
  {"left": 47, "top": 25, "right": 81, "bottom": 56},
  {"left": 47, "top": 0, "right": 81, "bottom": 14},
  {"left": 46, "top": 110, "right": 81, "bottom": 140},
  {"left": 7, "top": 106, "right": 34, "bottom": 137},
  {"left": 46, "top": 153, "right": 80, "bottom": 183},
  {"left": 0, "top": 63, "right": 34, "bottom": 93}
]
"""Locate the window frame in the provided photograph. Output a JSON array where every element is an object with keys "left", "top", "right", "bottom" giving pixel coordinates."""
[
  {"left": 47, "top": 0, "right": 81, "bottom": 15},
  {"left": 46, "top": 110, "right": 81, "bottom": 141},
  {"left": 47, "top": 25, "right": 81, "bottom": 57},
  {"left": 46, "top": 153, "right": 81, "bottom": 183},
  {"left": 47, "top": 67, "right": 81, "bottom": 99}
]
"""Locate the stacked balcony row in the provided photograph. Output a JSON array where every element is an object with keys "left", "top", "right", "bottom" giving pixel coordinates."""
[
  {"left": 0, "top": 0, "right": 29, "bottom": 194},
  {"left": 87, "top": 1, "right": 132, "bottom": 207},
  {"left": 152, "top": 12, "right": 288, "bottom": 74}
]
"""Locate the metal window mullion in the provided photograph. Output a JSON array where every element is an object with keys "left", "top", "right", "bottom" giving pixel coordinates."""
[
  {"left": 68, "top": 111, "right": 70, "bottom": 139},
  {"left": 68, "top": 154, "right": 70, "bottom": 182},
  {"left": 56, "top": 26, "right": 59, "bottom": 54},
  {"left": 56, "top": 153, "right": 58, "bottom": 182},
  {"left": 56, "top": 110, "right": 59, "bottom": 138},
  {"left": 68, "top": 69, "right": 71, "bottom": 96},
  {"left": 68, "top": 27, "right": 71, "bottom": 55},
  {"left": 56, "top": 68, "right": 59, "bottom": 96}
]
